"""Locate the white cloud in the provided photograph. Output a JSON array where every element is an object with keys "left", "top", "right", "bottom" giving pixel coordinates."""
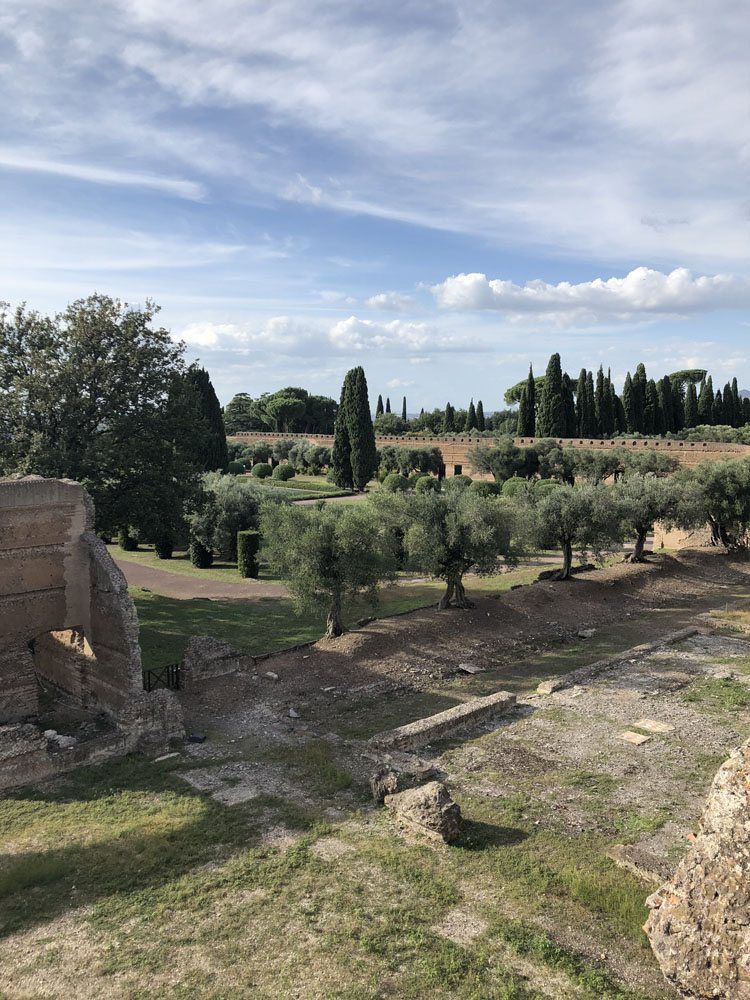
[
  {"left": 178, "top": 316, "right": 315, "bottom": 352},
  {"left": 328, "top": 316, "right": 431, "bottom": 352},
  {"left": 387, "top": 378, "right": 413, "bottom": 388},
  {"left": 430, "top": 268, "right": 750, "bottom": 321},
  {"left": 0, "top": 150, "right": 206, "bottom": 201},
  {"left": 364, "top": 291, "right": 417, "bottom": 311}
]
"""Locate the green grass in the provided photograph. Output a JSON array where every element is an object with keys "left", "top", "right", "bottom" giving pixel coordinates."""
[
  {"left": 681, "top": 676, "right": 750, "bottom": 712},
  {"left": 108, "top": 543, "right": 281, "bottom": 585}
]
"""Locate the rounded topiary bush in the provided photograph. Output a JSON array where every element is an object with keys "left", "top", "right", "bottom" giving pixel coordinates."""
[
  {"left": 237, "top": 528, "right": 260, "bottom": 578},
  {"left": 189, "top": 538, "right": 214, "bottom": 568},
  {"left": 118, "top": 528, "right": 138, "bottom": 551},
  {"left": 470, "top": 480, "right": 502, "bottom": 497},
  {"left": 272, "top": 464, "right": 296, "bottom": 481},
  {"left": 227, "top": 460, "right": 246, "bottom": 476},
  {"left": 502, "top": 477, "right": 532, "bottom": 499},
  {"left": 534, "top": 478, "right": 562, "bottom": 496},
  {"left": 407, "top": 472, "right": 423, "bottom": 489},
  {"left": 445, "top": 473, "right": 472, "bottom": 491},
  {"left": 251, "top": 462, "right": 272, "bottom": 479},
  {"left": 415, "top": 475, "right": 440, "bottom": 493},
  {"left": 154, "top": 533, "right": 174, "bottom": 560},
  {"left": 382, "top": 472, "right": 409, "bottom": 493}
]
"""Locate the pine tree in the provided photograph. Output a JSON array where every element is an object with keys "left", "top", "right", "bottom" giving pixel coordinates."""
[
  {"left": 684, "top": 382, "right": 699, "bottom": 427},
  {"left": 536, "top": 353, "right": 566, "bottom": 437},
  {"left": 375, "top": 394, "right": 384, "bottom": 417},
  {"left": 185, "top": 366, "right": 229, "bottom": 471},
  {"left": 401, "top": 396, "right": 407, "bottom": 421},
  {"left": 348, "top": 367, "right": 378, "bottom": 490},
  {"left": 476, "top": 399, "right": 485, "bottom": 431},
  {"left": 465, "top": 399, "right": 477, "bottom": 431},
  {"left": 385, "top": 397, "right": 391, "bottom": 413},
  {"left": 698, "top": 376, "right": 714, "bottom": 424}
]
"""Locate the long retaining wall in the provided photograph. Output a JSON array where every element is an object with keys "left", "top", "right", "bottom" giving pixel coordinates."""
[{"left": 228, "top": 432, "right": 750, "bottom": 476}]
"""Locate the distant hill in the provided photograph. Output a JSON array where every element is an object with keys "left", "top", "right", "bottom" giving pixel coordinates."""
[{"left": 741, "top": 390, "right": 750, "bottom": 398}]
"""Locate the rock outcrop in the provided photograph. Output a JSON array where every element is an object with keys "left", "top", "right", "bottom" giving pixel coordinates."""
[
  {"left": 384, "top": 781, "right": 462, "bottom": 844},
  {"left": 645, "top": 738, "right": 750, "bottom": 998}
]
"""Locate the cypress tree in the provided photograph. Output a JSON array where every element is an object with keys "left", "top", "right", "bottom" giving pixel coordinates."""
[
  {"left": 698, "top": 376, "right": 714, "bottom": 424},
  {"left": 594, "top": 365, "right": 606, "bottom": 437},
  {"left": 516, "top": 388, "right": 530, "bottom": 436},
  {"left": 562, "top": 373, "right": 577, "bottom": 437},
  {"left": 743, "top": 397, "right": 750, "bottom": 426},
  {"left": 443, "top": 402, "right": 455, "bottom": 433},
  {"left": 465, "top": 399, "right": 477, "bottom": 431},
  {"left": 385, "top": 397, "right": 391, "bottom": 413},
  {"left": 401, "top": 396, "right": 407, "bottom": 421},
  {"left": 715, "top": 389, "right": 723, "bottom": 424},
  {"left": 723, "top": 382, "right": 734, "bottom": 426},
  {"left": 517, "top": 366, "right": 536, "bottom": 435},
  {"left": 375, "top": 394, "right": 384, "bottom": 417},
  {"left": 623, "top": 372, "right": 636, "bottom": 432},
  {"left": 658, "top": 376, "right": 674, "bottom": 434},
  {"left": 585, "top": 371, "right": 596, "bottom": 437},
  {"left": 331, "top": 371, "right": 354, "bottom": 489},
  {"left": 184, "top": 366, "right": 229, "bottom": 472},
  {"left": 476, "top": 399, "right": 485, "bottom": 431},
  {"left": 348, "top": 367, "right": 378, "bottom": 490},
  {"left": 644, "top": 378, "right": 662, "bottom": 435},
  {"left": 602, "top": 368, "right": 615, "bottom": 436},
  {"left": 684, "top": 382, "right": 699, "bottom": 427},
  {"left": 575, "top": 368, "right": 587, "bottom": 435},
  {"left": 732, "top": 378, "right": 741, "bottom": 427},
  {"left": 632, "top": 363, "right": 647, "bottom": 433},
  {"left": 536, "top": 353, "right": 566, "bottom": 437},
  {"left": 671, "top": 377, "right": 685, "bottom": 432},
  {"left": 613, "top": 390, "right": 627, "bottom": 433}
]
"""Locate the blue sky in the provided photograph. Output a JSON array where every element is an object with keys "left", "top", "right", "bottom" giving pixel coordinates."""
[{"left": 2, "top": 0, "right": 749, "bottom": 409}]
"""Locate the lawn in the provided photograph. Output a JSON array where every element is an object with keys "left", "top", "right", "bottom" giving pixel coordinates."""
[
  {"left": 108, "top": 544, "right": 281, "bottom": 585},
  {"left": 132, "top": 566, "right": 546, "bottom": 668}
]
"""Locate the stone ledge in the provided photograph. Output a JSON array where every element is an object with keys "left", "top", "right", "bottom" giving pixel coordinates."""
[
  {"left": 536, "top": 626, "right": 704, "bottom": 695},
  {"left": 369, "top": 690, "right": 516, "bottom": 751}
]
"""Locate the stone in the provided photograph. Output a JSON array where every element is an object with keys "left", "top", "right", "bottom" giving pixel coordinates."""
[
  {"left": 154, "top": 752, "right": 180, "bottom": 762},
  {"left": 370, "top": 765, "right": 399, "bottom": 803},
  {"left": 370, "top": 691, "right": 515, "bottom": 751},
  {"left": 181, "top": 635, "right": 253, "bottom": 690},
  {"left": 264, "top": 671, "right": 279, "bottom": 681},
  {"left": 577, "top": 628, "right": 596, "bottom": 639},
  {"left": 188, "top": 732, "right": 206, "bottom": 743},
  {"left": 606, "top": 844, "right": 673, "bottom": 886},
  {"left": 620, "top": 731, "right": 651, "bottom": 745},
  {"left": 633, "top": 718, "right": 675, "bottom": 734},
  {"left": 458, "top": 662, "right": 484, "bottom": 674},
  {"left": 646, "top": 737, "right": 750, "bottom": 998},
  {"left": 537, "top": 678, "right": 565, "bottom": 695},
  {"left": 384, "top": 781, "right": 462, "bottom": 843},
  {"left": 48, "top": 734, "right": 77, "bottom": 749},
  {"left": 288, "top": 708, "right": 299, "bottom": 719}
]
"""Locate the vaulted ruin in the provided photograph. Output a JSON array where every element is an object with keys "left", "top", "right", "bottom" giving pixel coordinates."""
[{"left": 0, "top": 475, "right": 182, "bottom": 788}]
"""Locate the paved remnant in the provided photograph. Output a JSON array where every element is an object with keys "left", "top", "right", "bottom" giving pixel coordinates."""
[
  {"left": 620, "top": 731, "right": 651, "bottom": 745},
  {"left": 646, "top": 738, "right": 750, "bottom": 998},
  {"left": 606, "top": 844, "right": 673, "bottom": 886},
  {"left": 384, "top": 781, "right": 462, "bottom": 843},
  {"left": 633, "top": 718, "right": 675, "bottom": 734},
  {"left": 536, "top": 626, "right": 704, "bottom": 695},
  {"left": 369, "top": 690, "right": 516, "bottom": 751}
]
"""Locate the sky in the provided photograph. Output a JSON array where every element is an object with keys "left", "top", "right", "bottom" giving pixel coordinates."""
[{"left": 2, "top": 0, "right": 750, "bottom": 410}]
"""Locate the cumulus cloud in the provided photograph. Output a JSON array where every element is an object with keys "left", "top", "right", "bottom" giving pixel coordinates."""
[
  {"left": 387, "top": 378, "right": 413, "bottom": 388},
  {"left": 178, "top": 316, "right": 315, "bottom": 351},
  {"left": 430, "top": 268, "right": 750, "bottom": 321},
  {"left": 364, "top": 291, "right": 417, "bottom": 311},
  {"left": 328, "top": 316, "right": 431, "bottom": 352}
]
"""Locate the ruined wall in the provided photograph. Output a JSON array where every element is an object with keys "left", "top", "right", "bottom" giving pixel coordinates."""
[
  {"left": 645, "top": 738, "right": 750, "bottom": 998},
  {"left": 229, "top": 431, "right": 750, "bottom": 477}
]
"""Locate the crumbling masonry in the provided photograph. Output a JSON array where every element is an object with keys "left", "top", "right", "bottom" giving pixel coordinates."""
[{"left": 0, "top": 475, "right": 183, "bottom": 789}]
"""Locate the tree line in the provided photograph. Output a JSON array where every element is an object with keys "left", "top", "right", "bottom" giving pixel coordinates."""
[{"left": 514, "top": 355, "right": 750, "bottom": 439}]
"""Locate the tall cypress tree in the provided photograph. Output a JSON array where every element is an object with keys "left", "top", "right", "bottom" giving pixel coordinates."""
[
  {"left": 575, "top": 368, "right": 587, "bottom": 435},
  {"left": 465, "top": 399, "right": 477, "bottom": 431},
  {"left": 671, "top": 377, "right": 685, "bottom": 432},
  {"left": 732, "top": 378, "right": 741, "bottom": 427},
  {"left": 715, "top": 389, "right": 723, "bottom": 424},
  {"left": 184, "top": 366, "right": 229, "bottom": 472},
  {"left": 562, "top": 373, "right": 577, "bottom": 437},
  {"left": 331, "top": 372, "right": 354, "bottom": 489},
  {"left": 385, "top": 397, "right": 391, "bottom": 413},
  {"left": 684, "top": 382, "right": 699, "bottom": 427},
  {"left": 476, "top": 399, "right": 485, "bottom": 431},
  {"left": 622, "top": 372, "right": 636, "bottom": 432},
  {"left": 536, "top": 353, "right": 566, "bottom": 437},
  {"left": 585, "top": 371, "right": 596, "bottom": 437},
  {"left": 401, "top": 396, "right": 407, "bottom": 421},
  {"left": 744, "top": 397, "right": 750, "bottom": 426},
  {"left": 594, "top": 365, "right": 606, "bottom": 437},
  {"left": 613, "top": 389, "right": 626, "bottom": 433},
  {"left": 375, "top": 394, "right": 384, "bottom": 417},
  {"left": 516, "top": 388, "right": 530, "bottom": 436},
  {"left": 722, "top": 382, "right": 734, "bottom": 426},
  {"left": 443, "top": 402, "right": 455, "bottom": 433},
  {"left": 348, "top": 367, "right": 378, "bottom": 490},
  {"left": 698, "top": 376, "right": 714, "bottom": 424},
  {"left": 658, "top": 376, "right": 674, "bottom": 434},
  {"left": 632, "top": 363, "right": 647, "bottom": 433}
]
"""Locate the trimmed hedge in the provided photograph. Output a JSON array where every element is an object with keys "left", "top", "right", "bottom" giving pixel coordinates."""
[
  {"left": 118, "top": 528, "right": 138, "bottom": 551},
  {"left": 534, "top": 478, "right": 562, "bottom": 495},
  {"left": 382, "top": 472, "right": 409, "bottom": 492},
  {"left": 444, "top": 473, "right": 472, "bottom": 491},
  {"left": 272, "top": 464, "right": 296, "bottom": 481},
  {"left": 415, "top": 475, "right": 440, "bottom": 493},
  {"left": 237, "top": 529, "right": 260, "bottom": 578},
  {"left": 154, "top": 533, "right": 174, "bottom": 559},
  {"left": 189, "top": 538, "right": 214, "bottom": 568},
  {"left": 469, "top": 480, "right": 502, "bottom": 497},
  {"left": 251, "top": 462, "right": 272, "bottom": 479},
  {"left": 228, "top": 460, "right": 246, "bottom": 475}
]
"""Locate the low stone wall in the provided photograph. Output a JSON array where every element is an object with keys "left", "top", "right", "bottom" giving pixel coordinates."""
[
  {"left": 645, "top": 738, "right": 750, "bottom": 997},
  {"left": 180, "top": 636, "right": 255, "bottom": 691},
  {"left": 370, "top": 691, "right": 516, "bottom": 751}
]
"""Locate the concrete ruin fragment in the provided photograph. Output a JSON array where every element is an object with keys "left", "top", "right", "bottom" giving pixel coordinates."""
[
  {"left": 645, "top": 738, "right": 750, "bottom": 998},
  {"left": 384, "top": 781, "right": 462, "bottom": 843},
  {"left": 0, "top": 475, "right": 183, "bottom": 789}
]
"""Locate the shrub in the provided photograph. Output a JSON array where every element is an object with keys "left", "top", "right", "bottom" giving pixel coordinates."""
[
  {"left": 534, "top": 478, "right": 562, "bottom": 496},
  {"left": 415, "top": 475, "right": 440, "bottom": 493},
  {"left": 502, "top": 477, "right": 533, "bottom": 499},
  {"left": 227, "top": 460, "right": 245, "bottom": 476},
  {"left": 407, "top": 472, "right": 423, "bottom": 489},
  {"left": 444, "top": 474, "right": 472, "bottom": 492},
  {"left": 272, "top": 464, "right": 296, "bottom": 482},
  {"left": 154, "top": 533, "right": 174, "bottom": 560},
  {"left": 237, "top": 529, "right": 261, "bottom": 578},
  {"left": 189, "top": 538, "right": 213, "bottom": 568},
  {"left": 251, "top": 462, "right": 272, "bottom": 479},
  {"left": 382, "top": 472, "right": 409, "bottom": 493},
  {"left": 118, "top": 528, "right": 137, "bottom": 551},
  {"left": 470, "top": 480, "right": 502, "bottom": 497}
]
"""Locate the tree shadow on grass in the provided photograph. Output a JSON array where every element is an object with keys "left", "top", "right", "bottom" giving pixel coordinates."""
[
  {"left": 0, "top": 754, "right": 321, "bottom": 940},
  {"left": 455, "top": 818, "right": 529, "bottom": 851}
]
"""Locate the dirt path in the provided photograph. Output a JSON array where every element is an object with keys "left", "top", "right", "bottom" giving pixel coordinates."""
[
  {"left": 293, "top": 491, "right": 367, "bottom": 505},
  {"left": 112, "top": 556, "right": 290, "bottom": 599}
]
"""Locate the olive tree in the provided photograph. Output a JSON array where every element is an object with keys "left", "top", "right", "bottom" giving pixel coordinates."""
[
  {"left": 401, "top": 489, "right": 520, "bottom": 609},
  {"left": 529, "top": 483, "right": 624, "bottom": 580},
  {"left": 614, "top": 473, "right": 681, "bottom": 562},
  {"left": 675, "top": 458, "right": 750, "bottom": 549},
  {"left": 259, "top": 500, "right": 397, "bottom": 637}
]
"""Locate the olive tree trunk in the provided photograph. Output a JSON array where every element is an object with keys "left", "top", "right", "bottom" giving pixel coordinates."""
[
  {"left": 554, "top": 539, "right": 573, "bottom": 580},
  {"left": 326, "top": 596, "right": 345, "bottom": 638},
  {"left": 438, "top": 576, "right": 475, "bottom": 609},
  {"left": 624, "top": 529, "right": 647, "bottom": 563}
]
